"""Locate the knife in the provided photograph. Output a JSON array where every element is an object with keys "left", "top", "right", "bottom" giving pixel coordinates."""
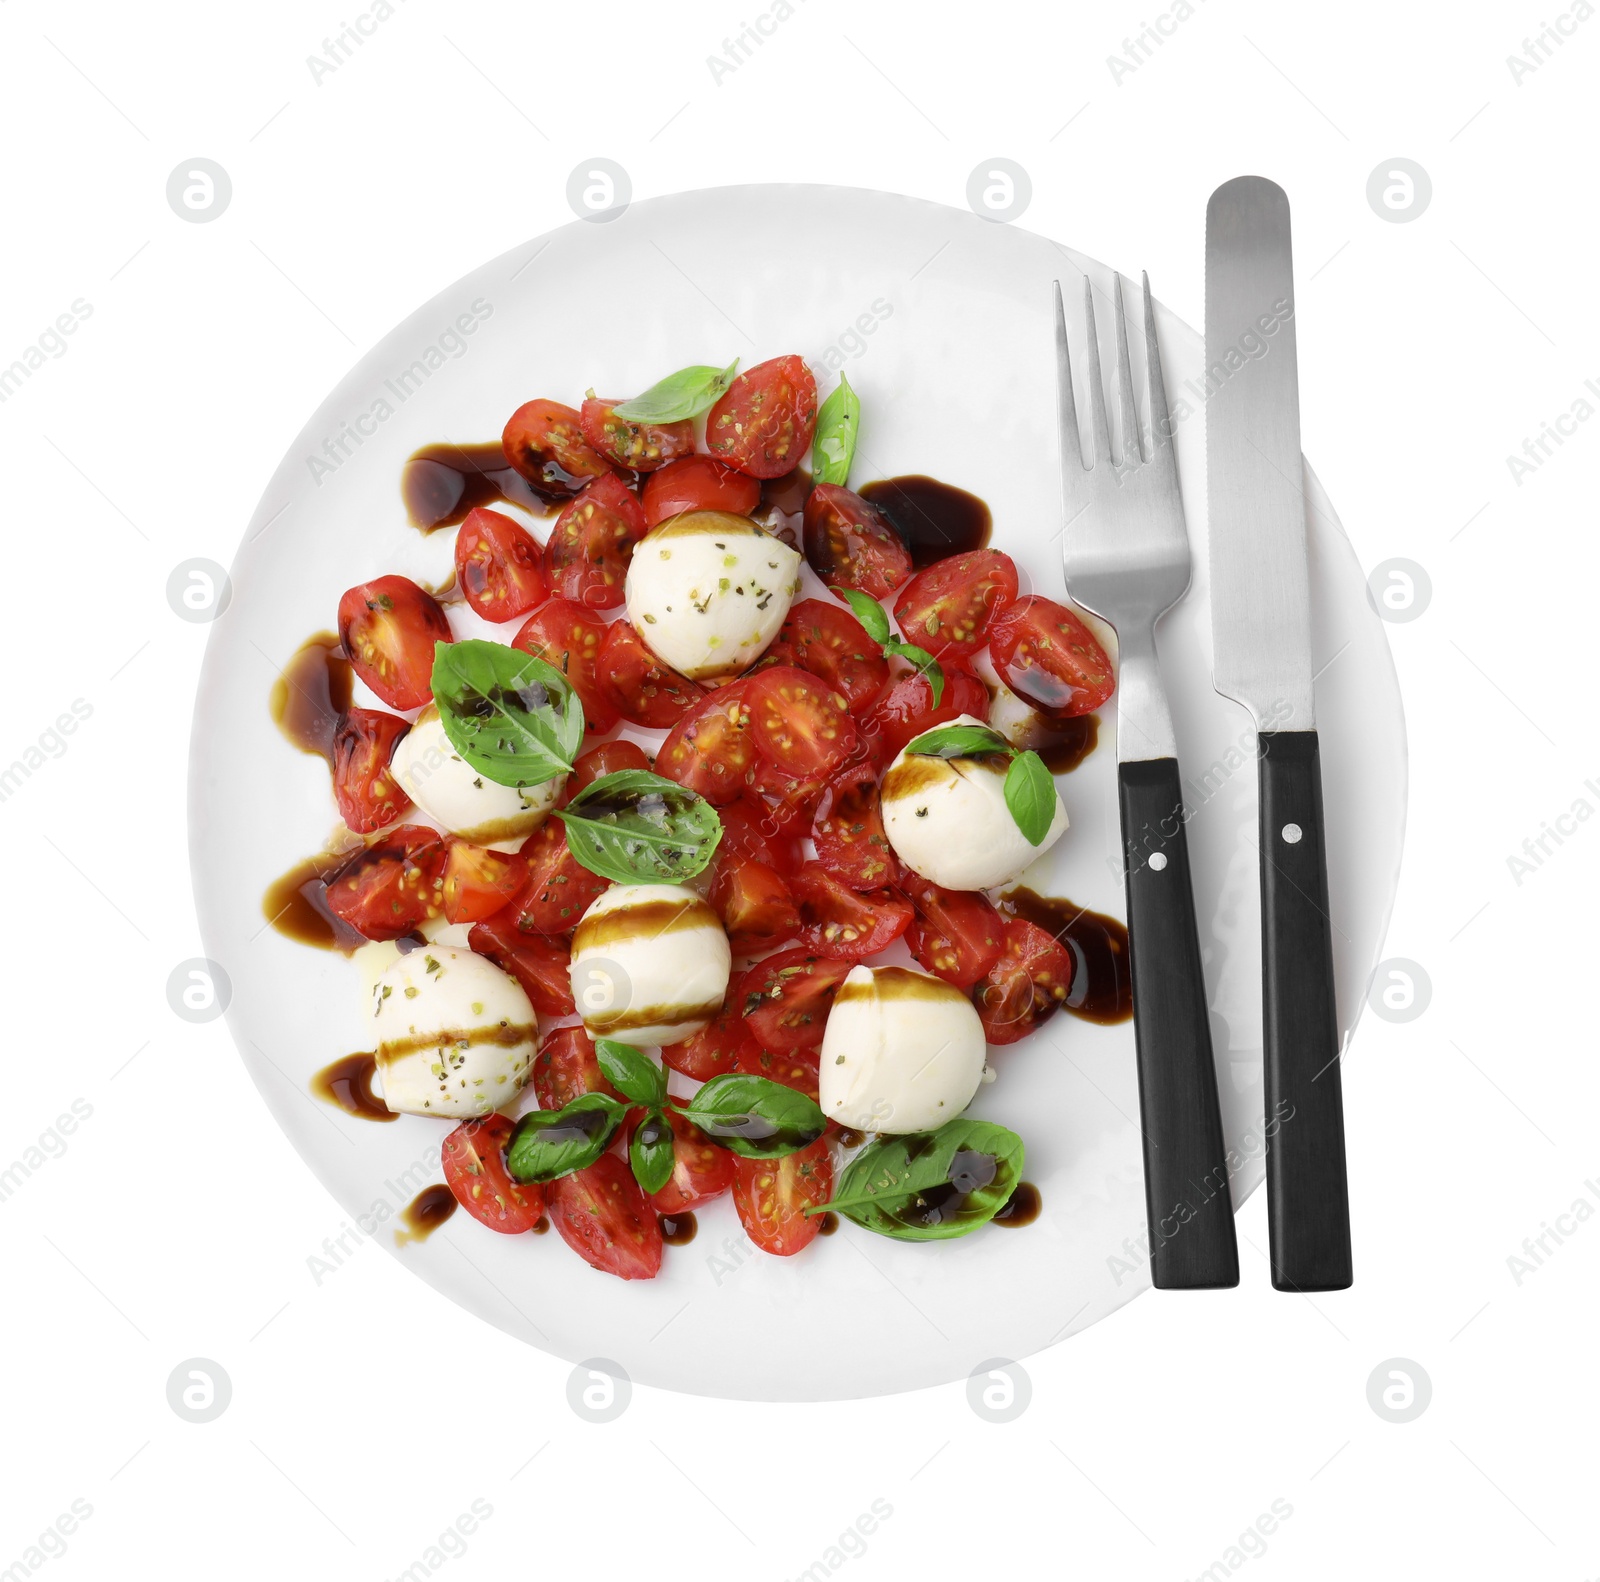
[{"left": 1205, "top": 176, "right": 1353, "bottom": 1292}]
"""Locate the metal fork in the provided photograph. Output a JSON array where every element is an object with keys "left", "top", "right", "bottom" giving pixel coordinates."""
[{"left": 1054, "top": 273, "right": 1240, "bottom": 1290}]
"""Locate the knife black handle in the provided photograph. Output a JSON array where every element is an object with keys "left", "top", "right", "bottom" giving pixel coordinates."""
[
  {"left": 1118, "top": 758, "right": 1240, "bottom": 1290},
  {"left": 1258, "top": 730, "right": 1353, "bottom": 1291}
]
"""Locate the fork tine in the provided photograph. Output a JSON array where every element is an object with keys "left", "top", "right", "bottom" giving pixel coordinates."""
[
  {"left": 1142, "top": 270, "right": 1174, "bottom": 467},
  {"left": 1082, "top": 278, "right": 1112, "bottom": 471},
  {"left": 1053, "top": 280, "right": 1082, "bottom": 472},
  {"left": 1112, "top": 274, "right": 1142, "bottom": 466}
]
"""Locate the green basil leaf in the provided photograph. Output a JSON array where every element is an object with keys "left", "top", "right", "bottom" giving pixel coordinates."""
[
  {"left": 811, "top": 374, "right": 860, "bottom": 486},
  {"left": 611, "top": 360, "right": 739, "bottom": 422},
  {"left": 629, "top": 1108, "right": 676, "bottom": 1195},
  {"left": 430, "top": 640, "right": 582, "bottom": 789},
  {"left": 506, "top": 1093, "right": 630, "bottom": 1183},
  {"left": 808, "top": 1119, "right": 1025, "bottom": 1241},
  {"left": 1003, "top": 750, "right": 1056, "bottom": 846},
  {"left": 595, "top": 1038, "right": 667, "bottom": 1108},
  {"left": 554, "top": 769, "right": 723, "bottom": 885},
  {"left": 904, "top": 723, "right": 1012, "bottom": 760},
  {"left": 679, "top": 1074, "right": 826, "bottom": 1159},
  {"left": 839, "top": 588, "right": 891, "bottom": 646},
  {"left": 883, "top": 641, "right": 945, "bottom": 707}
]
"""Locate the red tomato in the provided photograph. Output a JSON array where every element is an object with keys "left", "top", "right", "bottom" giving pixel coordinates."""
[
  {"left": 904, "top": 879, "right": 1005, "bottom": 990},
  {"left": 973, "top": 917, "right": 1075, "bottom": 1045},
  {"left": 893, "top": 549, "right": 1018, "bottom": 658},
  {"left": 599, "top": 619, "right": 705, "bottom": 728},
  {"left": 734, "top": 1040, "right": 821, "bottom": 1103},
  {"left": 468, "top": 918, "right": 576, "bottom": 1017},
  {"left": 662, "top": 999, "right": 752, "bottom": 1082},
  {"left": 502, "top": 398, "right": 612, "bottom": 502},
  {"left": 737, "top": 948, "right": 854, "bottom": 1052},
  {"left": 656, "top": 678, "right": 758, "bottom": 805},
  {"left": 811, "top": 764, "right": 898, "bottom": 891},
  {"left": 745, "top": 760, "right": 829, "bottom": 837},
  {"left": 988, "top": 596, "right": 1116, "bottom": 718},
  {"left": 758, "top": 598, "right": 889, "bottom": 714},
  {"left": 337, "top": 576, "right": 452, "bottom": 711},
  {"left": 802, "top": 484, "right": 912, "bottom": 598},
  {"left": 512, "top": 599, "right": 619, "bottom": 735},
  {"left": 580, "top": 396, "right": 695, "bottom": 472},
  {"left": 641, "top": 455, "right": 761, "bottom": 525},
  {"left": 324, "top": 825, "right": 446, "bottom": 941},
  {"left": 746, "top": 666, "right": 858, "bottom": 778},
  {"left": 732, "top": 1139, "right": 832, "bottom": 1257},
  {"left": 544, "top": 473, "right": 649, "bottom": 610},
  {"left": 441, "top": 840, "right": 528, "bottom": 924},
  {"left": 547, "top": 1154, "right": 662, "bottom": 1280},
  {"left": 442, "top": 1115, "right": 544, "bottom": 1234},
  {"left": 503, "top": 818, "right": 611, "bottom": 936},
  {"left": 331, "top": 708, "right": 412, "bottom": 833},
  {"left": 565, "top": 739, "right": 652, "bottom": 801},
  {"left": 705, "top": 355, "right": 818, "bottom": 479},
  {"left": 630, "top": 1108, "right": 734, "bottom": 1214},
  {"left": 453, "top": 508, "right": 549, "bottom": 623},
  {"left": 716, "top": 799, "right": 801, "bottom": 876},
  {"left": 710, "top": 856, "right": 800, "bottom": 957},
  {"left": 792, "top": 865, "right": 912, "bottom": 960},
  {"left": 860, "top": 664, "right": 990, "bottom": 761},
  {"left": 532, "top": 1025, "right": 622, "bottom": 1110}
]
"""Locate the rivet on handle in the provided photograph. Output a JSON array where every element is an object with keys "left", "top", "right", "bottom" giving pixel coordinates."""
[{"left": 1282, "top": 823, "right": 1303, "bottom": 844}]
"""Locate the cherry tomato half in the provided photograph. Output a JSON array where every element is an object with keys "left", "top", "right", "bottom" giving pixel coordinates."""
[
  {"left": 791, "top": 864, "right": 912, "bottom": 961},
  {"left": 656, "top": 678, "right": 758, "bottom": 805},
  {"left": 734, "top": 1040, "right": 821, "bottom": 1104},
  {"left": 988, "top": 596, "right": 1115, "bottom": 719},
  {"left": 732, "top": 1139, "right": 832, "bottom": 1257},
  {"left": 454, "top": 507, "right": 549, "bottom": 623},
  {"left": 893, "top": 548, "right": 1018, "bottom": 659},
  {"left": 564, "top": 739, "right": 652, "bottom": 801},
  {"left": 860, "top": 663, "right": 990, "bottom": 761},
  {"left": 544, "top": 473, "right": 649, "bottom": 611},
  {"left": 705, "top": 355, "right": 818, "bottom": 479},
  {"left": 337, "top": 576, "right": 452, "bottom": 711},
  {"left": 441, "top": 839, "right": 528, "bottom": 924},
  {"left": 662, "top": 999, "right": 752, "bottom": 1082},
  {"left": 512, "top": 598, "right": 619, "bottom": 735},
  {"left": 532, "top": 1025, "right": 623, "bottom": 1111},
  {"left": 904, "top": 879, "right": 1005, "bottom": 990},
  {"left": 973, "top": 917, "right": 1075, "bottom": 1046},
  {"left": 502, "top": 398, "right": 612, "bottom": 502},
  {"left": 501, "top": 818, "right": 611, "bottom": 937},
  {"left": 631, "top": 1108, "right": 734, "bottom": 1214},
  {"left": 580, "top": 396, "right": 695, "bottom": 473},
  {"left": 710, "top": 855, "right": 800, "bottom": 957},
  {"left": 641, "top": 455, "right": 761, "bottom": 525},
  {"left": 756, "top": 598, "right": 889, "bottom": 715},
  {"left": 442, "top": 1114, "right": 544, "bottom": 1234},
  {"left": 802, "top": 484, "right": 912, "bottom": 598},
  {"left": 811, "top": 763, "right": 898, "bottom": 891},
  {"left": 599, "top": 619, "right": 705, "bottom": 728},
  {"left": 324, "top": 825, "right": 447, "bottom": 941},
  {"left": 746, "top": 666, "right": 858, "bottom": 779},
  {"left": 546, "top": 1154, "right": 662, "bottom": 1280},
  {"left": 737, "top": 948, "right": 854, "bottom": 1053},
  {"left": 331, "top": 707, "right": 412, "bottom": 834},
  {"left": 716, "top": 799, "right": 801, "bottom": 877},
  {"left": 468, "top": 918, "right": 576, "bottom": 1017}
]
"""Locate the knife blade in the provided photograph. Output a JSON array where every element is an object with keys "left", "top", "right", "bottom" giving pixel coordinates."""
[{"left": 1206, "top": 175, "right": 1353, "bottom": 1292}]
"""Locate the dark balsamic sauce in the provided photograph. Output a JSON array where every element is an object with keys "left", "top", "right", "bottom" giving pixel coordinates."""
[
  {"left": 396, "top": 1184, "right": 457, "bottom": 1244},
  {"left": 997, "top": 888, "right": 1133, "bottom": 1024},
  {"left": 311, "top": 1052, "right": 393, "bottom": 1122},
  {"left": 262, "top": 848, "right": 366, "bottom": 953},
  {"left": 658, "top": 1212, "right": 698, "bottom": 1246},
  {"left": 994, "top": 1182, "right": 1042, "bottom": 1228},
  {"left": 401, "top": 441, "right": 548, "bottom": 532},
  {"left": 859, "top": 475, "right": 992, "bottom": 568},
  {"left": 833, "top": 1127, "right": 866, "bottom": 1150},
  {"left": 817, "top": 1212, "right": 840, "bottom": 1236},
  {"left": 270, "top": 633, "right": 351, "bottom": 763}
]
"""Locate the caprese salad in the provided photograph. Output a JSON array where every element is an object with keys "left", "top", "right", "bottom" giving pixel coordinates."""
[{"left": 285, "top": 353, "right": 1119, "bottom": 1280}]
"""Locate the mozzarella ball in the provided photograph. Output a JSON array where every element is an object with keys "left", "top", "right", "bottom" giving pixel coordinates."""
[
  {"left": 371, "top": 947, "right": 537, "bottom": 1118},
  {"left": 880, "top": 714, "right": 1068, "bottom": 891},
  {"left": 819, "top": 965, "right": 988, "bottom": 1133},
  {"left": 390, "top": 706, "right": 564, "bottom": 850},
  {"left": 624, "top": 511, "right": 802, "bottom": 679},
  {"left": 569, "top": 883, "right": 731, "bottom": 1045}
]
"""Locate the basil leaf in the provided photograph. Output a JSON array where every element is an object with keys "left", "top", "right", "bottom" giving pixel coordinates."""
[
  {"left": 595, "top": 1038, "right": 667, "bottom": 1108},
  {"left": 839, "top": 592, "right": 945, "bottom": 706},
  {"left": 555, "top": 769, "right": 723, "bottom": 885},
  {"left": 679, "top": 1074, "right": 826, "bottom": 1159},
  {"left": 506, "top": 1093, "right": 630, "bottom": 1183},
  {"left": 808, "top": 1119, "right": 1024, "bottom": 1241},
  {"left": 1004, "top": 750, "right": 1056, "bottom": 846},
  {"left": 812, "top": 374, "right": 860, "bottom": 485},
  {"left": 430, "top": 640, "right": 582, "bottom": 789},
  {"left": 904, "top": 723, "right": 1012, "bottom": 760},
  {"left": 629, "top": 1108, "right": 676, "bottom": 1195},
  {"left": 839, "top": 588, "right": 891, "bottom": 646},
  {"left": 883, "top": 641, "right": 945, "bottom": 707},
  {"left": 611, "top": 360, "right": 739, "bottom": 422}
]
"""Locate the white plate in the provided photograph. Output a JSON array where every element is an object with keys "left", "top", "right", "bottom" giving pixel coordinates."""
[{"left": 189, "top": 184, "right": 1405, "bottom": 1401}]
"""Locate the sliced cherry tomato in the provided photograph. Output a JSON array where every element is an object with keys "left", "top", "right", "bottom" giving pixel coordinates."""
[
  {"left": 532, "top": 1025, "right": 623, "bottom": 1111},
  {"left": 512, "top": 598, "right": 619, "bottom": 735},
  {"left": 893, "top": 548, "right": 1018, "bottom": 658},
  {"left": 811, "top": 763, "right": 898, "bottom": 891},
  {"left": 745, "top": 760, "right": 828, "bottom": 837},
  {"left": 734, "top": 1040, "right": 821, "bottom": 1103},
  {"left": 453, "top": 507, "right": 549, "bottom": 623},
  {"left": 331, "top": 707, "right": 412, "bottom": 833},
  {"left": 716, "top": 799, "right": 800, "bottom": 876},
  {"left": 656, "top": 678, "right": 758, "bottom": 805},
  {"left": 732, "top": 1138, "right": 832, "bottom": 1257},
  {"left": 442, "top": 1115, "right": 544, "bottom": 1233},
  {"left": 662, "top": 998, "right": 752, "bottom": 1082},
  {"left": 324, "top": 825, "right": 447, "bottom": 941},
  {"left": 746, "top": 666, "right": 857, "bottom": 778},
  {"left": 904, "top": 879, "right": 1005, "bottom": 990},
  {"left": 737, "top": 948, "right": 854, "bottom": 1052},
  {"left": 337, "top": 576, "right": 452, "bottom": 711},
  {"left": 802, "top": 484, "right": 912, "bottom": 598},
  {"left": 599, "top": 619, "right": 705, "bottom": 728},
  {"left": 705, "top": 355, "right": 818, "bottom": 479},
  {"left": 860, "top": 663, "right": 989, "bottom": 761},
  {"left": 641, "top": 455, "right": 761, "bottom": 525},
  {"left": 756, "top": 598, "right": 889, "bottom": 714},
  {"left": 544, "top": 473, "right": 649, "bottom": 611},
  {"left": 546, "top": 1154, "right": 662, "bottom": 1279},
  {"left": 564, "top": 739, "right": 652, "bottom": 801},
  {"left": 710, "top": 856, "right": 800, "bottom": 957},
  {"left": 502, "top": 818, "right": 611, "bottom": 937},
  {"left": 468, "top": 918, "right": 576, "bottom": 1016},
  {"left": 973, "top": 917, "right": 1075, "bottom": 1045},
  {"left": 441, "top": 840, "right": 527, "bottom": 924},
  {"left": 988, "top": 596, "right": 1116, "bottom": 719},
  {"left": 630, "top": 1108, "right": 733, "bottom": 1214},
  {"left": 502, "top": 398, "right": 612, "bottom": 502},
  {"left": 580, "top": 396, "right": 695, "bottom": 473},
  {"left": 791, "top": 864, "right": 911, "bottom": 960}
]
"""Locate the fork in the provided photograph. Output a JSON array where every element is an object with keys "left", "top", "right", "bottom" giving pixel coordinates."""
[{"left": 1054, "top": 272, "right": 1240, "bottom": 1290}]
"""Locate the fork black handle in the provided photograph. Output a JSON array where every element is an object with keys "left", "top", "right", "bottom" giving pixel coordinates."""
[
  {"left": 1258, "top": 730, "right": 1353, "bottom": 1291},
  {"left": 1118, "top": 758, "right": 1240, "bottom": 1290}
]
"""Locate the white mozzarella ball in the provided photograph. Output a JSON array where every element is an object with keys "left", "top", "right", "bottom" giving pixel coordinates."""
[
  {"left": 624, "top": 511, "right": 801, "bottom": 679},
  {"left": 569, "top": 883, "right": 731, "bottom": 1045},
  {"left": 390, "top": 706, "right": 564, "bottom": 851},
  {"left": 371, "top": 947, "right": 537, "bottom": 1119},
  {"left": 819, "top": 965, "right": 988, "bottom": 1133},
  {"left": 880, "top": 714, "right": 1068, "bottom": 891}
]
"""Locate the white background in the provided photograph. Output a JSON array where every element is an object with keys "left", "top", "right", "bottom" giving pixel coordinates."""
[{"left": 1, "top": 0, "right": 1594, "bottom": 1577}]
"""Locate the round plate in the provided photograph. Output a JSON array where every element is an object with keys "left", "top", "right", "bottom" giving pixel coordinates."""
[{"left": 190, "top": 184, "right": 1405, "bottom": 1401}]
